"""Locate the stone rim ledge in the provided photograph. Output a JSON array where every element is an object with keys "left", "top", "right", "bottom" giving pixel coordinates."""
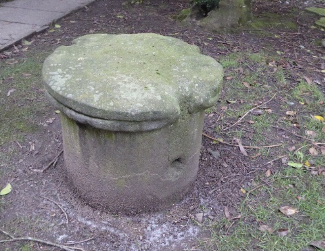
[{"left": 46, "top": 92, "right": 175, "bottom": 132}]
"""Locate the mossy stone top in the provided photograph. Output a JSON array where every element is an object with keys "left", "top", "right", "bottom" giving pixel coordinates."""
[{"left": 43, "top": 33, "right": 223, "bottom": 131}]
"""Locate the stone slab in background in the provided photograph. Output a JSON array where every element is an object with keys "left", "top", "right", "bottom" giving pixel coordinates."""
[
  {"left": 1, "top": 0, "right": 93, "bottom": 13},
  {"left": 0, "top": 20, "right": 41, "bottom": 48},
  {"left": 0, "top": 0, "right": 96, "bottom": 51},
  {"left": 0, "top": 7, "right": 64, "bottom": 25}
]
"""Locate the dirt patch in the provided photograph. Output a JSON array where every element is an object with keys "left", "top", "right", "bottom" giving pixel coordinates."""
[{"left": 0, "top": 0, "right": 324, "bottom": 250}]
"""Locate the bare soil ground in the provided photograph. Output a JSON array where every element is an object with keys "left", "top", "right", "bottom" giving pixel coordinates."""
[{"left": 0, "top": 0, "right": 324, "bottom": 250}]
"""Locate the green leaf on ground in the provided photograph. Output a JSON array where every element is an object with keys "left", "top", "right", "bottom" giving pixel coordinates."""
[
  {"left": 0, "top": 183, "right": 12, "bottom": 196},
  {"left": 288, "top": 161, "right": 303, "bottom": 168}
]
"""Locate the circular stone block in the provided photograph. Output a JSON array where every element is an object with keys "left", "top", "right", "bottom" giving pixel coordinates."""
[{"left": 43, "top": 33, "right": 223, "bottom": 213}]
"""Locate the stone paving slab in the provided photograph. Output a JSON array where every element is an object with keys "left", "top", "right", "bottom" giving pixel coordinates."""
[
  {"left": 1, "top": 0, "right": 93, "bottom": 13},
  {"left": 0, "top": 7, "right": 64, "bottom": 25},
  {"left": 0, "top": 20, "right": 42, "bottom": 48},
  {"left": 0, "top": 0, "right": 95, "bottom": 51}
]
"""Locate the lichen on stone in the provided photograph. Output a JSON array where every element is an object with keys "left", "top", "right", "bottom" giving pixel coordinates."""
[{"left": 43, "top": 33, "right": 223, "bottom": 131}]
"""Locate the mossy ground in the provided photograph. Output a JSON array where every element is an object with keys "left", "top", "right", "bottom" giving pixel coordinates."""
[{"left": 0, "top": 52, "right": 51, "bottom": 146}]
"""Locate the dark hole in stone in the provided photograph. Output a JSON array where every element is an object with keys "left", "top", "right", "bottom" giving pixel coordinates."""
[
  {"left": 173, "top": 157, "right": 183, "bottom": 163},
  {"left": 171, "top": 157, "right": 184, "bottom": 168}
]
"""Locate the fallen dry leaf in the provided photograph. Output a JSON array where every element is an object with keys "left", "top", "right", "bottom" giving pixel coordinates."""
[
  {"left": 303, "top": 75, "right": 312, "bottom": 85},
  {"left": 319, "top": 147, "right": 325, "bottom": 155},
  {"left": 6, "top": 60, "right": 18, "bottom": 65},
  {"left": 280, "top": 206, "right": 298, "bottom": 216},
  {"left": 225, "top": 76, "right": 233, "bottom": 80},
  {"left": 259, "top": 225, "right": 274, "bottom": 234},
  {"left": 250, "top": 109, "right": 264, "bottom": 116},
  {"left": 286, "top": 111, "right": 297, "bottom": 116},
  {"left": 313, "top": 115, "right": 324, "bottom": 122},
  {"left": 251, "top": 152, "right": 261, "bottom": 159},
  {"left": 265, "top": 169, "right": 271, "bottom": 177},
  {"left": 234, "top": 138, "right": 248, "bottom": 156},
  {"left": 224, "top": 206, "right": 231, "bottom": 219},
  {"left": 311, "top": 170, "right": 319, "bottom": 175},
  {"left": 304, "top": 160, "right": 311, "bottom": 167},
  {"left": 240, "top": 188, "right": 246, "bottom": 194},
  {"left": 242, "top": 82, "right": 250, "bottom": 88},
  {"left": 305, "top": 130, "right": 317, "bottom": 138},
  {"left": 277, "top": 228, "right": 290, "bottom": 237},
  {"left": 195, "top": 213, "right": 204, "bottom": 223},
  {"left": 309, "top": 147, "right": 318, "bottom": 156},
  {"left": 7, "top": 89, "right": 16, "bottom": 97},
  {"left": 309, "top": 240, "right": 325, "bottom": 250},
  {"left": 297, "top": 196, "right": 305, "bottom": 201},
  {"left": 288, "top": 146, "right": 296, "bottom": 152}
]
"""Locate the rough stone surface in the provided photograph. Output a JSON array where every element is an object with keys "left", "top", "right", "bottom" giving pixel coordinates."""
[
  {"left": 43, "top": 33, "right": 223, "bottom": 131},
  {"left": 43, "top": 33, "right": 223, "bottom": 213},
  {"left": 61, "top": 111, "right": 204, "bottom": 213},
  {"left": 188, "top": 0, "right": 252, "bottom": 31}
]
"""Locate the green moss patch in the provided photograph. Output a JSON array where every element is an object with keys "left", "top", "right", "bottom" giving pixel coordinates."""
[{"left": 248, "top": 13, "right": 297, "bottom": 30}]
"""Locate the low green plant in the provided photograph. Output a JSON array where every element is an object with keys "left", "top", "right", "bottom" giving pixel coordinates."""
[{"left": 191, "top": 0, "right": 221, "bottom": 16}]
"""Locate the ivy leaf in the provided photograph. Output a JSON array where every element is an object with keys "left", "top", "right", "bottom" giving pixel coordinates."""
[{"left": 0, "top": 183, "right": 12, "bottom": 196}]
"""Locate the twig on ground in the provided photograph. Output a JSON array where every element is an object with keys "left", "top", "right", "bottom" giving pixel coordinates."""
[
  {"left": 65, "top": 237, "right": 95, "bottom": 245},
  {"left": 272, "top": 126, "right": 311, "bottom": 141},
  {"left": 202, "top": 133, "right": 282, "bottom": 149},
  {"left": 42, "top": 150, "right": 63, "bottom": 172},
  {"left": 234, "top": 138, "right": 248, "bottom": 156},
  {"left": 223, "top": 93, "right": 277, "bottom": 131},
  {"left": 247, "top": 184, "right": 264, "bottom": 195},
  {"left": 0, "top": 228, "right": 85, "bottom": 251},
  {"left": 15, "top": 141, "right": 23, "bottom": 149},
  {"left": 262, "top": 155, "right": 287, "bottom": 166},
  {"left": 209, "top": 178, "right": 240, "bottom": 194},
  {"left": 32, "top": 150, "right": 63, "bottom": 173},
  {"left": 226, "top": 221, "right": 236, "bottom": 235},
  {"left": 41, "top": 196, "right": 69, "bottom": 224},
  {"left": 294, "top": 143, "right": 325, "bottom": 154}
]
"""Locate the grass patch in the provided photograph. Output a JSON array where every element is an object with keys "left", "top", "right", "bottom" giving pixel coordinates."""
[
  {"left": 247, "top": 13, "right": 298, "bottom": 30},
  {"left": 0, "top": 52, "right": 51, "bottom": 146},
  {"left": 292, "top": 81, "right": 325, "bottom": 110},
  {"left": 202, "top": 168, "right": 325, "bottom": 251}
]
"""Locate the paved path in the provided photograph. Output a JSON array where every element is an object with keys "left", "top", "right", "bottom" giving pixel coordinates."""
[{"left": 0, "top": 0, "right": 95, "bottom": 51}]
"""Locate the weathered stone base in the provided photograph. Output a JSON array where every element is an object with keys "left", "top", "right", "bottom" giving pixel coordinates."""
[{"left": 61, "top": 111, "right": 204, "bottom": 214}]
